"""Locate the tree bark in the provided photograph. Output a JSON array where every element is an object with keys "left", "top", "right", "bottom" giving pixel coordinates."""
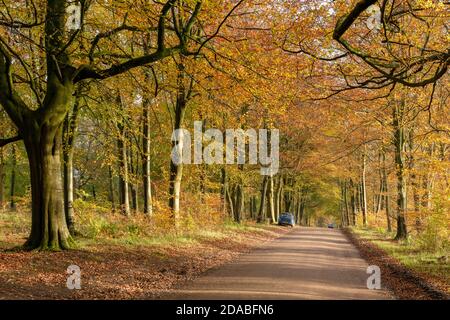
[
  {"left": 343, "top": 180, "right": 350, "bottom": 226},
  {"left": 275, "top": 176, "right": 283, "bottom": 220},
  {"left": 63, "top": 146, "right": 74, "bottom": 234},
  {"left": 0, "top": 148, "right": 4, "bottom": 207},
  {"left": 169, "top": 62, "right": 192, "bottom": 223},
  {"left": 9, "top": 144, "right": 16, "bottom": 210},
  {"left": 62, "top": 93, "right": 80, "bottom": 235},
  {"left": 168, "top": 102, "right": 186, "bottom": 222},
  {"left": 393, "top": 101, "right": 408, "bottom": 240},
  {"left": 349, "top": 179, "right": 356, "bottom": 226},
  {"left": 117, "top": 112, "right": 130, "bottom": 216},
  {"left": 142, "top": 96, "right": 153, "bottom": 215},
  {"left": 23, "top": 114, "right": 75, "bottom": 250},
  {"left": 382, "top": 150, "right": 392, "bottom": 232},
  {"left": 108, "top": 165, "right": 116, "bottom": 212},
  {"left": 233, "top": 184, "right": 244, "bottom": 223},
  {"left": 268, "top": 175, "right": 276, "bottom": 223},
  {"left": 257, "top": 176, "right": 268, "bottom": 223},
  {"left": 361, "top": 151, "right": 368, "bottom": 226},
  {"left": 129, "top": 148, "right": 139, "bottom": 213},
  {"left": 299, "top": 193, "right": 306, "bottom": 225}
]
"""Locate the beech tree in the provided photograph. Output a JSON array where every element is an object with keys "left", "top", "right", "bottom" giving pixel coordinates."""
[{"left": 0, "top": 0, "right": 241, "bottom": 250}]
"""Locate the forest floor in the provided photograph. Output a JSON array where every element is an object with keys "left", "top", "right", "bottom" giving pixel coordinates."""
[
  {"left": 345, "top": 227, "right": 449, "bottom": 299},
  {"left": 0, "top": 209, "right": 290, "bottom": 299}
]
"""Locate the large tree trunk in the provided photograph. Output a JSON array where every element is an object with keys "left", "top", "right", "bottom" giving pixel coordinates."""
[
  {"left": 23, "top": 120, "right": 74, "bottom": 250},
  {"left": 393, "top": 101, "right": 408, "bottom": 240}
]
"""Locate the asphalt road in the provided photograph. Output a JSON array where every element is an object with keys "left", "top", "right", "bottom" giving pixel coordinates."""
[{"left": 164, "top": 227, "right": 392, "bottom": 300}]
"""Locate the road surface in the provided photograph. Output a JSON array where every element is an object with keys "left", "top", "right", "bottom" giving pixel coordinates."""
[{"left": 163, "top": 227, "right": 392, "bottom": 300}]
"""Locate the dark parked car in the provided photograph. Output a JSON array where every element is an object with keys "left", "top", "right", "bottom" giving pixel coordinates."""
[
  {"left": 327, "top": 223, "right": 336, "bottom": 229},
  {"left": 278, "top": 213, "right": 295, "bottom": 227}
]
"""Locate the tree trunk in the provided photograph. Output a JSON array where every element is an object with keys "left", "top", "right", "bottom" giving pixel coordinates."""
[
  {"left": 408, "top": 130, "right": 420, "bottom": 214},
  {"left": 117, "top": 131, "right": 130, "bottom": 216},
  {"left": 117, "top": 94, "right": 130, "bottom": 216},
  {"left": 376, "top": 151, "right": 384, "bottom": 214},
  {"left": 0, "top": 148, "right": 4, "bottom": 207},
  {"left": 361, "top": 152, "right": 368, "bottom": 226},
  {"left": 393, "top": 101, "right": 408, "bottom": 240},
  {"left": 355, "top": 180, "right": 361, "bottom": 213},
  {"left": 299, "top": 194, "right": 306, "bottom": 225},
  {"left": 382, "top": 151, "right": 392, "bottom": 232},
  {"left": 275, "top": 176, "right": 283, "bottom": 219},
  {"left": 23, "top": 121, "right": 74, "bottom": 250},
  {"left": 421, "top": 143, "right": 435, "bottom": 210},
  {"left": 108, "top": 165, "right": 116, "bottom": 212},
  {"left": 257, "top": 176, "right": 268, "bottom": 223},
  {"left": 349, "top": 179, "right": 356, "bottom": 226},
  {"left": 62, "top": 95, "right": 79, "bottom": 236},
  {"left": 129, "top": 148, "right": 139, "bottom": 213},
  {"left": 131, "top": 184, "right": 139, "bottom": 213},
  {"left": 169, "top": 62, "right": 191, "bottom": 223},
  {"left": 63, "top": 147, "right": 75, "bottom": 234},
  {"left": 142, "top": 98, "right": 153, "bottom": 215},
  {"left": 233, "top": 184, "right": 244, "bottom": 223},
  {"left": 10, "top": 144, "right": 16, "bottom": 210},
  {"left": 168, "top": 111, "right": 185, "bottom": 222},
  {"left": 222, "top": 167, "right": 233, "bottom": 218},
  {"left": 343, "top": 180, "right": 350, "bottom": 226},
  {"left": 268, "top": 175, "right": 276, "bottom": 223}
]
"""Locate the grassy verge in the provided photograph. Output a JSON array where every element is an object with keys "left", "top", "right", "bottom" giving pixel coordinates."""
[{"left": 351, "top": 227, "right": 449, "bottom": 294}]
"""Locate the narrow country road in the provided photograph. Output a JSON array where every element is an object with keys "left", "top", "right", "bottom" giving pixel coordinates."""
[{"left": 163, "top": 227, "right": 392, "bottom": 300}]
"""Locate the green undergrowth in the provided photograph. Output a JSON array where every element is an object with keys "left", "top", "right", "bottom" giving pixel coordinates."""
[
  {"left": 351, "top": 227, "right": 450, "bottom": 289},
  {"left": 0, "top": 201, "right": 280, "bottom": 251}
]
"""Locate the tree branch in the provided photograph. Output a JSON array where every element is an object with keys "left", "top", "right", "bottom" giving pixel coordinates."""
[{"left": 0, "top": 135, "right": 22, "bottom": 148}]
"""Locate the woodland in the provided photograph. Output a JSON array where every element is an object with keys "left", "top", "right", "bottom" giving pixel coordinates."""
[{"left": 0, "top": 0, "right": 448, "bottom": 283}]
